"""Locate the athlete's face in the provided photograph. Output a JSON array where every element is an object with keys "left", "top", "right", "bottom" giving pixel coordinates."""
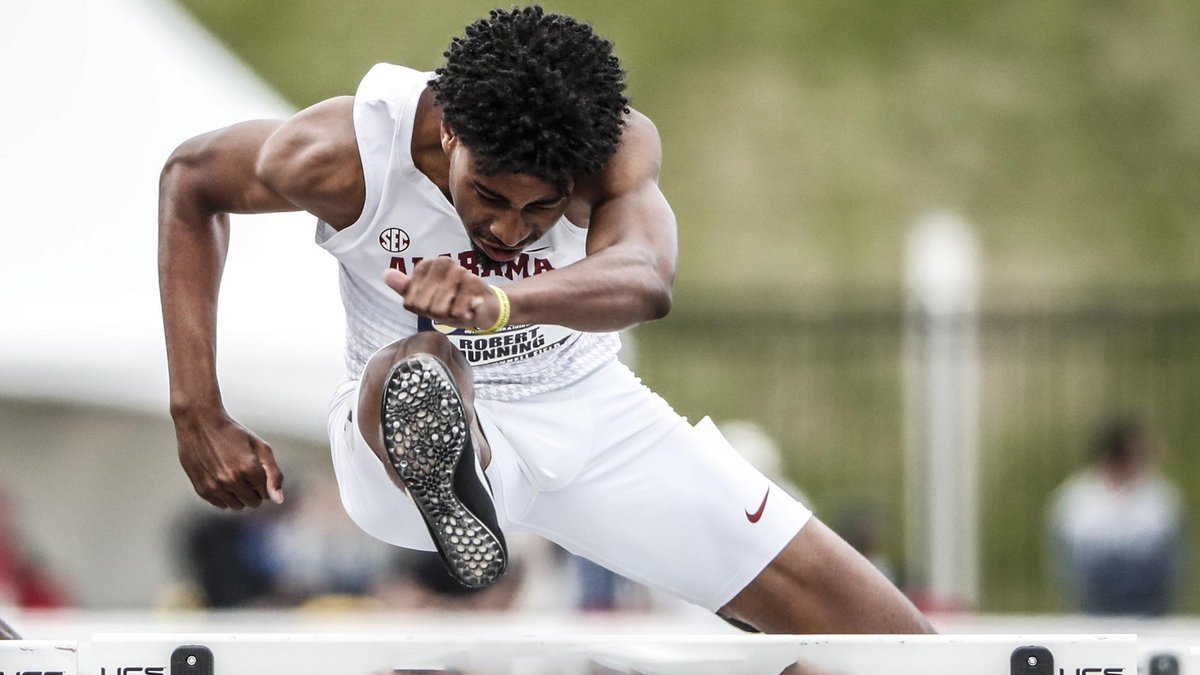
[{"left": 442, "top": 124, "right": 571, "bottom": 267}]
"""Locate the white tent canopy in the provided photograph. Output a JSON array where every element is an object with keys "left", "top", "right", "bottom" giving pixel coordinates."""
[{"left": 0, "top": 0, "right": 346, "bottom": 442}]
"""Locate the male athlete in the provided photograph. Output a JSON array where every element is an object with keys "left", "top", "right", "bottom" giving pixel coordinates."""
[{"left": 160, "top": 6, "right": 931, "bottom": 633}]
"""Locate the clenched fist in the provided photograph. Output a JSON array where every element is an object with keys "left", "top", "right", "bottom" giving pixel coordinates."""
[
  {"left": 172, "top": 409, "right": 284, "bottom": 510},
  {"left": 383, "top": 257, "right": 503, "bottom": 330}
]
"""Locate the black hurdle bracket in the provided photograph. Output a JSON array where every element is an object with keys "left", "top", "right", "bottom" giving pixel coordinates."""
[
  {"left": 170, "top": 644, "right": 214, "bottom": 675},
  {"left": 1149, "top": 654, "right": 1181, "bottom": 675},
  {"left": 1011, "top": 645, "right": 1054, "bottom": 675}
]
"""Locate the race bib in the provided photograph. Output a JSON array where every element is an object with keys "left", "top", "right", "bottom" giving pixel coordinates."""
[{"left": 417, "top": 316, "right": 576, "bottom": 366}]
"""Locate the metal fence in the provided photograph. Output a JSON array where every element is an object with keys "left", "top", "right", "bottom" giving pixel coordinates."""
[{"left": 632, "top": 294, "right": 1200, "bottom": 613}]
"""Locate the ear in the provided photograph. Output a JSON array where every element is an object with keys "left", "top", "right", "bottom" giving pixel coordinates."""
[{"left": 440, "top": 121, "right": 457, "bottom": 154}]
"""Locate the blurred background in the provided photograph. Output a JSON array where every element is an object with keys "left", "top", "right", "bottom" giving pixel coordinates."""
[{"left": 1, "top": 0, "right": 1198, "bottom": 626}]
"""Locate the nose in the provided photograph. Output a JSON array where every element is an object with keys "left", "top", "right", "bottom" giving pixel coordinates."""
[{"left": 489, "top": 210, "right": 529, "bottom": 248}]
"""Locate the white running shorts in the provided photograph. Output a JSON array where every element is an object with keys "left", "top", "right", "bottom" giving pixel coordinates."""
[{"left": 327, "top": 356, "right": 812, "bottom": 611}]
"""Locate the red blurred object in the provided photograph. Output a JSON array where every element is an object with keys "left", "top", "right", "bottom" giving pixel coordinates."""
[{"left": 0, "top": 490, "right": 70, "bottom": 608}]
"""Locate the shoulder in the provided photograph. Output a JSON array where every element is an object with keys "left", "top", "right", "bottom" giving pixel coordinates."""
[
  {"left": 256, "top": 96, "right": 356, "bottom": 193},
  {"left": 618, "top": 109, "right": 662, "bottom": 158},
  {"left": 582, "top": 108, "right": 663, "bottom": 199},
  {"left": 258, "top": 63, "right": 425, "bottom": 182},
  {"left": 255, "top": 96, "right": 364, "bottom": 225}
]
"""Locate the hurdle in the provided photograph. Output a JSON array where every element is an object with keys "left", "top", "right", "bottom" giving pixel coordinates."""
[{"left": 2, "top": 633, "right": 1138, "bottom": 674}]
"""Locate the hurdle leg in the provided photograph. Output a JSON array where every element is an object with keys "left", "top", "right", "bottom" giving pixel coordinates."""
[{"left": 0, "top": 615, "right": 20, "bottom": 640}]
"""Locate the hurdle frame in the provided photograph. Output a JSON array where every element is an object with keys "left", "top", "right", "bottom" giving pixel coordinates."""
[{"left": 2, "top": 633, "right": 1140, "bottom": 675}]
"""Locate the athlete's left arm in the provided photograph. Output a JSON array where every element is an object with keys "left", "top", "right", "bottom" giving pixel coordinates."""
[{"left": 504, "top": 111, "right": 678, "bottom": 331}]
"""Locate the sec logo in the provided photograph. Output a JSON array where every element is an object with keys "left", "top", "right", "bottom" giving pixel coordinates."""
[{"left": 379, "top": 227, "right": 411, "bottom": 253}]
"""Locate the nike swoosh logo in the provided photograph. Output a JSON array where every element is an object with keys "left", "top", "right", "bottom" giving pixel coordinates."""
[
  {"left": 526, "top": 246, "right": 550, "bottom": 253},
  {"left": 746, "top": 487, "right": 770, "bottom": 523}
]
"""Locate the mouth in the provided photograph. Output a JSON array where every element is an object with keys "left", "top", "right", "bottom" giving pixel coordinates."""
[{"left": 476, "top": 241, "right": 524, "bottom": 263}]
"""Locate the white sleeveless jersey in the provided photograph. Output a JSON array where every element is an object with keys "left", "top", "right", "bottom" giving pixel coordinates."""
[{"left": 316, "top": 64, "right": 621, "bottom": 401}]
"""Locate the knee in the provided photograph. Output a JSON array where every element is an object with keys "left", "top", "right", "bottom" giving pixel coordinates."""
[
  {"left": 401, "top": 331, "right": 473, "bottom": 373},
  {"left": 396, "top": 331, "right": 458, "bottom": 361},
  {"left": 363, "top": 332, "right": 466, "bottom": 384}
]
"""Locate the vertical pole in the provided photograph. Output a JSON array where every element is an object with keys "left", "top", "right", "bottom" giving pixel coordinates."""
[{"left": 904, "top": 212, "right": 981, "bottom": 607}]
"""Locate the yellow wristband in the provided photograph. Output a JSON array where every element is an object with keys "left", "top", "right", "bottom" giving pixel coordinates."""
[{"left": 473, "top": 285, "right": 510, "bottom": 334}]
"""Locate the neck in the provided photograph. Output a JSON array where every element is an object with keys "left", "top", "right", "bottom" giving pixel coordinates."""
[{"left": 411, "top": 87, "right": 452, "bottom": 200}]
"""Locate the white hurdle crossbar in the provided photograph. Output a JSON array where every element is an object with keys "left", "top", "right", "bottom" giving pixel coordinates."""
[{"left": 3, "top": 633, "right": 1140, "bottom": 675}]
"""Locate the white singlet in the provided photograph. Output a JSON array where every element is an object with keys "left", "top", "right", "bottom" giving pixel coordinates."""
[
  {"left": 322, "top": 63, "right": 812, "bottom": 611},
  {"left": 316, "top": 63, "right": 620, "bottom": 402}
]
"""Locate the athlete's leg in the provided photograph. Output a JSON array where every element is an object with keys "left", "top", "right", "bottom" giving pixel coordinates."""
[
  {"left": 355, "top": 331, "right": 506, "bottom": 587},
  {"left": 719, "top": 517, "right": 934, "bottom": 634},
  {"left": 356, "top": 331, "right": 490, "bottom": 476},
  {"left": 0, "top": 615, "right": 18, "bottom": 640}
]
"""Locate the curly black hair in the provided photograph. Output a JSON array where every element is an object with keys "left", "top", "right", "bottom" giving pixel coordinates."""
[{"left": 430, "top": 6, "right": 629, "bottom": 188}]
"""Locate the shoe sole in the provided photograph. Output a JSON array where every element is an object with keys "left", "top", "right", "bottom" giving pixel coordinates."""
[{"left": 381, "top": 353, "right": 506, "bottom": 588}]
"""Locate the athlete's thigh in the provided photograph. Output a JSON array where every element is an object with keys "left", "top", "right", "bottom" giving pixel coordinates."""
[{"left": 517, "top": 364, "right": 812, "bottom": 611}]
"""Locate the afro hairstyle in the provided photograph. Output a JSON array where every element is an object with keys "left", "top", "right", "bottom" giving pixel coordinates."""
[{"left": 430, "top": 6, "right": 630, "bottom": 189}]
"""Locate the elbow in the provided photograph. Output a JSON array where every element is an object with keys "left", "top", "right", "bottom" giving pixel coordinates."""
[
  {"left": 159, "top": 138, "right": 209, "bottom": 210},
  {"left": 644, "top": 275, "right": 673, "bottom": 321},
  {"left": 636, "top": 250, "right": 674, "bottom": 321},
  {"left": 647, "top": 293, "right": 672, "bottom": 321},
  {"left": 160, "top": 139, "right": 200, "bottom": 193},
  {"left": 603, "top": 246, "right": 674, "bottom": 324}
]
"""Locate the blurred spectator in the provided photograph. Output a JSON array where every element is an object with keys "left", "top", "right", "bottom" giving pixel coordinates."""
[
  {"left": 177, "top": 477, "right": 392, "bottom": 608},
  {"left": 266, "top": 479, "right": 391, "bottom": 602},
  {"left": 557, "top": 544, "right": 650, "bottom": 614},
  {"left": 0, "top": 488, "right": 70, "bottom": 609},
  {"left": 1048, "top": 419, "right": 1187, "bottom": 615},
  {"left": 181, "top": 509, "right": 281, "bottom": 608},
  {"left": 571, "top": 555, "right": 627, "bottom": 612}
]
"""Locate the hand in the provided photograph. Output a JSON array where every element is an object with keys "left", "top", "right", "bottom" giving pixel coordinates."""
[
  {"left": 172, "top": 409, "right": 284, "bottom": 510},
  {"left": 383, "top": 258, "right": 500, "bottom": 331}
]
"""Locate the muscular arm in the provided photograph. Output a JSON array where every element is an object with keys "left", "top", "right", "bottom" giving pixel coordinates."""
[
  {"left": 158, "top": 97, "right": 361, "bottom": 508},
  {"left": 505, "top": 114, "right": 677, "bottom": 331},
  {"left": 159, "top": 120, "right": 293, "bottom": 418}
]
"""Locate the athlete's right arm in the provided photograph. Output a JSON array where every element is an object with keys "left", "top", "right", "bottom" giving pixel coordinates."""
[{"left": 158, "top": 97, "right": 361, "bottom": 510}]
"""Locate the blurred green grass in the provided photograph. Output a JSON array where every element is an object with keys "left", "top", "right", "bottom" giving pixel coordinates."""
[{"left": 177, "top": 0, "right": 1200, "bottom": 293}]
